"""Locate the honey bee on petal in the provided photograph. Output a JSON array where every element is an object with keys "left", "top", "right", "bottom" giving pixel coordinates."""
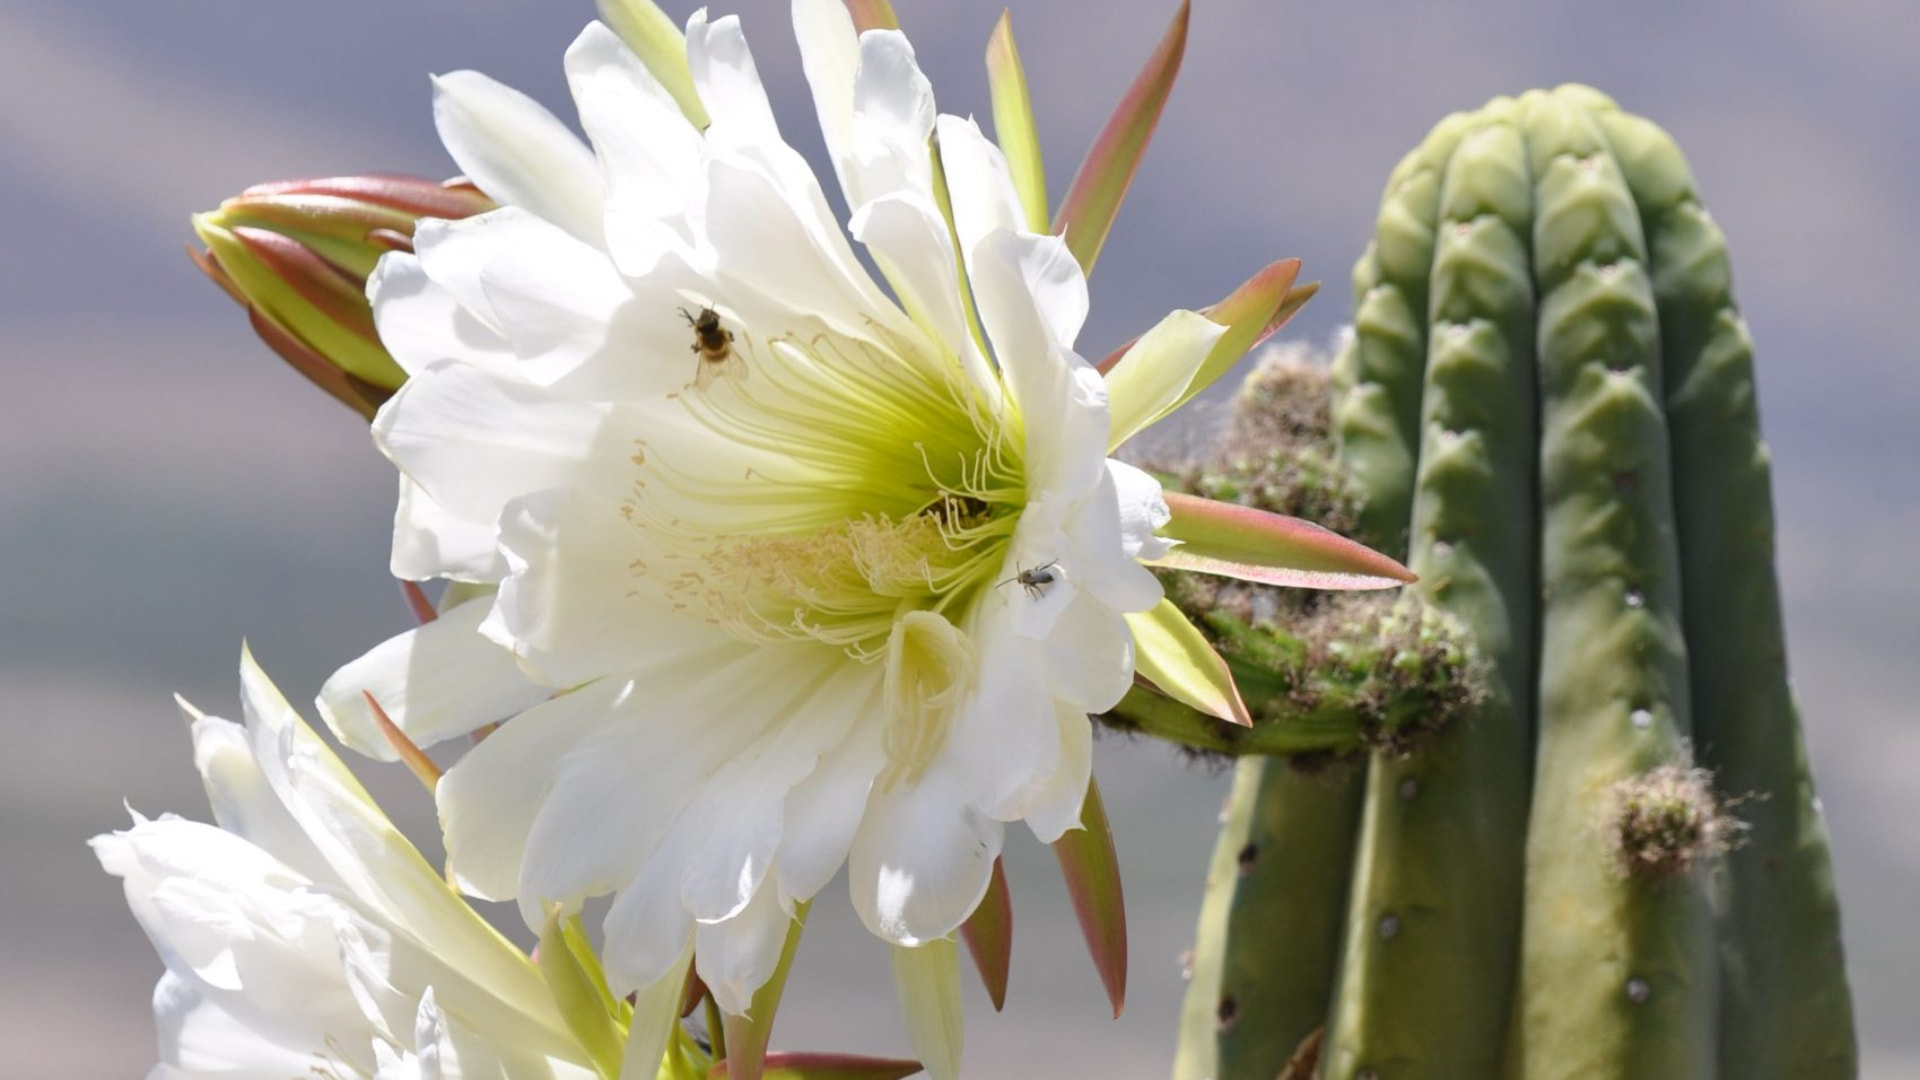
[{"left": 679, "top": 304, "right": 746, "bottom": 389}]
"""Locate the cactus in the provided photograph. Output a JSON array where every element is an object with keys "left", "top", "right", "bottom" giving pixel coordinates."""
[{"left": 1168, "top": 85, "right": 1855, "bottom": 1079}]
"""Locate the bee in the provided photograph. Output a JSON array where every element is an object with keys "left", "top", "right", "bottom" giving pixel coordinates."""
[
  {"left": 679, "top": 305, "right": 745, "bottom": 389},
  {"left": 998, "top": 560, "right": 1060, "bottom": 600}
]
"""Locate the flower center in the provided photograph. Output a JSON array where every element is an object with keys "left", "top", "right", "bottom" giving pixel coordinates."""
[{"left": 626, "top": 321, "right": 1026, "bottom": 660}]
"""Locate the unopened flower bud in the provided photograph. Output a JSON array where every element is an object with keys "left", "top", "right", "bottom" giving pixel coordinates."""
[{"left": 189, "top": 175, "right": 491, "bottom": 417}]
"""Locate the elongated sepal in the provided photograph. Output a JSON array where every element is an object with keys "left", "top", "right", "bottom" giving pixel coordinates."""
[
  {"left": 1052, "top": 776, "right": 1128, "bottom": 1017},
  {"left": 597, "top": 0, "right": 710, "bottom": 128},
  {"left": 1127, "top": 599, "right": 1253, "bottom": 727},
  {"left": 363, "top": 692, "right": 442, "bottom": 792},
  {"left": 400, "top": 580, "right": 439, "bottom": 625},
  {"left": 712, "top": 1052, "right": 923, "bottom": 1080},
  {"left": 959, "top": 857, "right": 1013, "bottom": 1011},
  {"left": 623, "top": 950, "right": 698, "bottom": 1080},
  {"left": 238, "top": 174, "right": 493, "bottom": 219},
  {"left": 1151, "top": 492, "right": 1415, "bottom": 590},
  {"left": 986, "top": 12, "right": 1048, "bottom": 234},
  {"left": 1053, "top": 0, "right": 1189, "bottom": 275},
  {"left": 679, "top": 967, "right": 710, "bottom": 1018},
  {"left": 1103, "top": 309, "right": 1229, "bottom": 451},
  {"left": 718, "top": 901, "right": 810, "bottom": 1080},
  {"left": 890, "top": 939, "right": 964, "bottom": 1080},
  {"left": 845, "top": 0, "right": 900, "bottom": 32},
  {"left": 1098, "top": 260, "right": 1309, "bottom": 377},
  {"left": 538, "top": 911, "right": 627, "bottom": 1080},
  {"left": 241, "top": 295, "right": 390, "bottom": 419}
]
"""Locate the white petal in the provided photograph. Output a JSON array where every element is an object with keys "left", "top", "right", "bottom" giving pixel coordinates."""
[
  {"left": 474, "top": 212, "right": 641, "bottom": 384},
  {"left": 672, "top": 662, "right": 873, "bottom": 923},
  {"left": 700, "top": 154, "right": 908, "bottom": 347},
  {"left": 1102, "top": 308, "right": 1227, "bottom": 449},
  {"left": 944, "top": 611, "right": 1061, "bottom": 820},
  {"left": 774, "top": 717, "right": 886, "bottom": 907},
  {"left": 437, "top": 676, "right": 634, "bottom": 902},
  {"left": 685, "top": 12, "right": 781, "bottom": 154},
  {"left": 545, "top": 650, "right": 858, "bottom": 990},
  {"left": 515, "top": 647, "right": 809, "bottom": 917},
  {"left": 1105, "top": 458, "right": 1175, "bottom": 562},
  {"left": 485, "top": 487, "right": 738, "bottom": 689},
  {"left": 600, "top": 842, "right": 696, "bottom": 997},
  {"left": 933, "top": 114, "right": 1024, "bottom": 280},
  {"left": 1061, "top": 465, "right": 1166, "bottom": 614},
  {"left": 848, "top": 762, "right": 1003, "bottom": 945},
  {"left": 971, "top": 225, "right": 1090, "bottom": 355},
  {"left": 373, "top": 361, "right": 620, "bottom": 526},
  {"left": 968, "top": 231, "right": 1107, "bottom": 498},
  {"left": 1041, "top": 592, "right": 1136, "bottom": 713},
  {"left": 185, "top": 706, "right": 330, "bottom": 883},
  {"left": 392, "top": 473, "right": 505, "bottom": 584},
  {"left": 847, "top": 30, "right": 936, "bottom": 208},
  {"left": 151, "top": 969, "right": 346, "bottom": 1076},
  {"left": 694, "top": 882, "right": 795, "bottom": 1015},
  {"left": 409, "top": 210, "right": 520, "bottom": 332},
  {"left": 890, "top": 939, "right": 964, "bottom": 1080},
  {"left": 792, "top": 0, "right": 860, "bottom": 200},
  {"left": 316, "top": 596, "right": 553, "bottom": 759},
  {"left": 1022, "top": 706, "right": 1095, "bottom": 843},
  {"left": 432, "top": 70, "right": 604, "bottom": 244},
  {"left": 563, "top": 22, "right": 705, "bottom": 273},
  {"left": 367, "top": 252, "right": 515, "bottom": 379},
  {"left": 234, "top": 652, "right": 563, "bottom": 1030},
  {"left": 849, "top": 193, "right": 997, "bottom": 400}
]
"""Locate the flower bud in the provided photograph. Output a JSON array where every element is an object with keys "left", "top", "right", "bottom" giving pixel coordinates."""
[{"left": 190, "top": 175, "right": 492, "bottom": 417}]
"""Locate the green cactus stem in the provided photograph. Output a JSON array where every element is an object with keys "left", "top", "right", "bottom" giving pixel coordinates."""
[
  {"left": 1505, "top": 86, "right": 1719, "bottom": 1080},
  {"left": 1170, "top": 145, "right": 1445, "bottom": 1070},
  {"left": 1599, "top": 108, "right": 1857, "bottom": 1078},
  {"left": 1321, "top": 96, "right": 1540, "bottom": 1080},
  {"left": 1166, "top": 84, "right": 1854, "bottom": 1080}
]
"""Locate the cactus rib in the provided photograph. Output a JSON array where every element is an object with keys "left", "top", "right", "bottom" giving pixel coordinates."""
[
  {"left": 1322, "top": 97, "right": 1540, "bottom": 1080},
  {"left": 1598, "top": 109, "right": 1857, "bottom": 1078},
  {"left": 1506, "top": 86, "right": 1718, "bottom": 1079}
]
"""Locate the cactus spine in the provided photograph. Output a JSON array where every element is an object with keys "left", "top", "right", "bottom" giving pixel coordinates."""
[{"left": 1171, "top": 85, "right": 1854, "bottom": 1079}]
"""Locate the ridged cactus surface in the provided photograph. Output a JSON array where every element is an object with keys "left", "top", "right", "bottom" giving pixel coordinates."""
[{"left": 1172, "top": 85, "right": 1854, "bottom": 1080}]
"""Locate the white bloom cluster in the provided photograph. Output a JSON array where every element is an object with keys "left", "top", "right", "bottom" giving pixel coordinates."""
[
  {"left": 313, "top": 0, "right": 1226, "bottom": 1046},
  {"left": 96, "top": 653, "right": 601, "bottom": 1080}
]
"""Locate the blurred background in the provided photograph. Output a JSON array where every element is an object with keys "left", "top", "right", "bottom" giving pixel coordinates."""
[{"left": 2, "top": 0, "right": 1915, "bottom": 1075}]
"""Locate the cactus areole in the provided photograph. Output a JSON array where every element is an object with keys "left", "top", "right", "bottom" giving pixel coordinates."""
[{"left": 1173, "top": 85, "right": 1855, "bottom": 1080}]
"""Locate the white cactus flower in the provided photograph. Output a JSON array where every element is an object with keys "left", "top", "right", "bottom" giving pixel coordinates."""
[
  {"left": 312, "top": 3, "right": 1408, "bottom": 1075},
  {"left": 94, "top": 651, "right": 604, "bottom": 1080}
]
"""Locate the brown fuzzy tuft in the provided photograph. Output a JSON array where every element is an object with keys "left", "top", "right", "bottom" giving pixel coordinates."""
[{"left": 1604, "top": 764, "right": 1744, "bottom": 879}]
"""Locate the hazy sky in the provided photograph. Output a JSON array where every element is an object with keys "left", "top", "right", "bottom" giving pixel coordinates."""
[{"left": 2, "top": 1, "right": 1916, "bottom": 1076}]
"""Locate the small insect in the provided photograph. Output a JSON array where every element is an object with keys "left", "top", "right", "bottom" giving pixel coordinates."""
[
  {"left": 679, "top": 305, "right": 745, "bottom": 389},
  {"left": 998, "top": 560, "right": 1060, "bottom": 600}
]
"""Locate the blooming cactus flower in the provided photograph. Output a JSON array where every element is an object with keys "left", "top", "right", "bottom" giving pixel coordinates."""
[
  {"left": 94, "top": 652, "right": 606, "bottom": 1080},
  {"left": 312, "top": 2, "right": 1410, "bottom": 1076}
]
